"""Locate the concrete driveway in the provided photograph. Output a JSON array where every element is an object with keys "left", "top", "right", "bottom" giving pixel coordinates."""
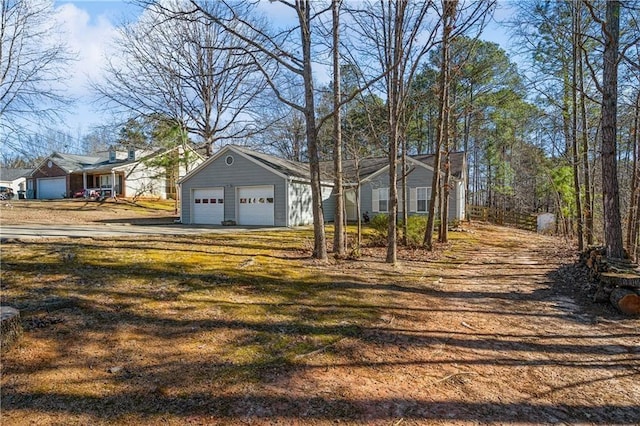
[{"left": 0, "top": 223, "right": 286, "bottom": 239}]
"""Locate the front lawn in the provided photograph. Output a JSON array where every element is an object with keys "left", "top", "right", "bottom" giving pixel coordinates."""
[{"left": 0, "top": 229, "right": 394, "bottom": 423}]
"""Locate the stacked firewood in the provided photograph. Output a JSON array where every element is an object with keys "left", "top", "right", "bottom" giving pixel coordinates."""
[{"left": 580, "top": 247, "right": 640, "bottom": 316}]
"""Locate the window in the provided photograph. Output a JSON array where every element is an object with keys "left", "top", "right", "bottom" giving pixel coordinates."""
[
  {"left": 225, "top": 155, "right": 234, "bottom": 166},
  {"left": 415, "top": 187, "right": 430, "bottom": 212},
  {"left": 378, "top": 188, "right": 389, "bottom": 212},
  {"left": 99, "top": 175, "right": 112, "bottom": 188}
]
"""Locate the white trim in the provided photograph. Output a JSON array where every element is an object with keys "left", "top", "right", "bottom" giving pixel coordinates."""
[{"left": 372, "top": 186, "right": 379, "bottom": 213}]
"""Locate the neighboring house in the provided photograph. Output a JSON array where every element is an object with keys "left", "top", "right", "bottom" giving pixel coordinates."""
[
  {"left": 0, "top": 167, "right": 33, "bottom": 197},
  {"left": 27, "top": 145, "right": 204, "bottom": 200},
  {"left": 179, "top": 144, "right": 466, "bottom": 227},
  {"left": 179, "top": 145, "right": 335, "bottom": 226}
]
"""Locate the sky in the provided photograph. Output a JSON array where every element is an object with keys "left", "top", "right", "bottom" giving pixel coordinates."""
[{"left": 52, "top": 0, "right": 516, "bottom": 139}]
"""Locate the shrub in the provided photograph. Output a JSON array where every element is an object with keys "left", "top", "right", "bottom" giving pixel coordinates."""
[
  {"left": 369, "top": 213, "right": 389, "bottom": 246},
  {"left": 401, "top": 215, "right": 428, "bottom": 247}
]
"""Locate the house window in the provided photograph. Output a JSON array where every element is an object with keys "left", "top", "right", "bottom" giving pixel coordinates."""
[
  {"left": 99, "top": 175, "right": 112, "bottom": 188},
  {"left": 225, "top": 155, "right": 234, "bottom": 166},
  {"left": 378, "top": 187, "right": 389, "bottom": 212},
  {"left": 416, "top": 187, "right": 430, "bottom": 212}
]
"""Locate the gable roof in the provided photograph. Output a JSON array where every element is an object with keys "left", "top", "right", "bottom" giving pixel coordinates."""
[
  {"left": 180, "top": 144, "right": 320, "bottom": 185},
  {"left": 0, "top": 167, "right": 33, "bottom": 182},
  {"left": 413, "top": 151, "right": 466, "bottom": 179},
  {"left": 231, "top": 145, "right": 310, "bottom": 180},
  {"left": 335, "top": 151, "right": 466, "bottom": 183},
  {"left": 180, "top": 145, "right": 466, "bottom": 186},
  {"left": 30, "top": 145, "right": 204, "bottom": 176}
]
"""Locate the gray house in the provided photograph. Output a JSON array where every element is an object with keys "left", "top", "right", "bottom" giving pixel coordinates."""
[
  {"left": 350, "top": 152, "right": 466, "bottom": 222},
  {"left": 179, "top": 144, "right": 466, "bottom": 227},
  {"left": 178, "top": 145, "right": 334, "bottom": 226}
]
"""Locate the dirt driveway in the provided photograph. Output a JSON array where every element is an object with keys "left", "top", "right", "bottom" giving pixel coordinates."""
[{"left": 1, "top": 212, "right": 638, "bottom": 424}]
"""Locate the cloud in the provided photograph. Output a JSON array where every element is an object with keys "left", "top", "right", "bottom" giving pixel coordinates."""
[{"left": 54, "top": 3, "right": 118, "bottom": 98}]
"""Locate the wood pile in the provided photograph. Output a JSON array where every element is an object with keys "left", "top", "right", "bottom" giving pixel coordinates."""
[{"left": 580, "top": 247, "right": 640, "bottom": 315}]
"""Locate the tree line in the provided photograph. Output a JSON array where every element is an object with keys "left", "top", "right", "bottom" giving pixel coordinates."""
[{"left": 1, "top": 0, "right": 639, "bottom": 262}]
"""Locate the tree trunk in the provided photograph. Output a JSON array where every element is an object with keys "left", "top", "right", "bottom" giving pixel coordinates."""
[
  {"left": 601, "top": 0, "right": 624, "bottom": 259},
  {"left": 299, "top": 0, "right": 327, "bottom": 260},
  {"left": 571, "top": 0, "right": 584, "bottom": 251},
  {"left": 610, "top": 287, "right": 640, "bottom": 315},
  {"left": 626, "top": 90, "right": 640, "bottom": 260},
  {"left": 1, "top": 306, "right": 22, "bottom": 353},
  {"left": 579, "top": 35, "right": 593, "bottom": 246},
  {"left": 425, "top": 0, "right": 456, "bottom": 250},
  {"left": 439, "top": 150, "right": 451, "bottom": 243},
  {"left": 401, "top": 132, "right": 408, "bottom": 246},
  {"left": 332, "top": 0, "right": 345, "bottom": 258}
]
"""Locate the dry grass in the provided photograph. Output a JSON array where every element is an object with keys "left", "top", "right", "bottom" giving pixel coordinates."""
[
  {"left": 1, "top": 229, "right": 384, "bottom": 424},
  {"left": 1, "top": 223, "right": 639, "bottom": 425},
  {"left": 0, "top": 199, "right": 177, "bottom": 225}
]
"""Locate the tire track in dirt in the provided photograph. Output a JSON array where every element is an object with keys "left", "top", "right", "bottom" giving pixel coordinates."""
[{"left": 277, "top": 223, "right": 640, "bottom": 424}]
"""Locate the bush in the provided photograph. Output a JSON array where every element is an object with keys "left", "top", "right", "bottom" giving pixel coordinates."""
[
  {"left": 401, "top": 215, "right": 428, "bottom": 247},
  {"left": 368, "top": 214, "right": 428, "bottom": 247},
  {"left": 369, "top": 214, "right": 389, "bottom": 246}
]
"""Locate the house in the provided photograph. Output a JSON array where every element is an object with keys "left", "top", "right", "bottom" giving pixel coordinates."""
[
  {"left": 347, "top": 151, "right": 467, "bottom": 222},
  {"left": 179, "top": 144, "right": 466, "bottom": 227},
  {"left": 178, "top": 145, "right": 335, "bottom": 226},
  {"left": 27, "top": 145, "right": 204, "bottom": 200},
  {"left": 0, "top": 167, "right": 33, "bottom": 198}
]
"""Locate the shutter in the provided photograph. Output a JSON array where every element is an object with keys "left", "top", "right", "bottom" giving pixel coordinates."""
[
  {"left": 398, "top": 187, "right": 404, "bottom": 212},
  {"left": 372, "top": 187, "right": 379, "bottom": 212},
  {"left": 410, "top": 187, "right": 417, "bottom": 212}
]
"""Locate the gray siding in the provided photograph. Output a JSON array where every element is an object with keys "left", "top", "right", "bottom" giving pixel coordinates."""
[
  {"left": 287, "top": 182, "right": 336, "bottom": 226},
  {"left": 362, "top": 164, "right": 463, "bottom": 220},
  {"left": 321, "top": 185, "right": 335, "bottom": 223},
  {"left": 181, "top": 151, "right": 288, "bottom": 226},
  {"left": 288, "top": 181, "right": 313, "bottom": 226}
]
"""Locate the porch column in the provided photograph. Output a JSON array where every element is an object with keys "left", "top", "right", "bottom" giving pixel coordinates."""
[
  {"left": 111, "top": 171, "right": 116, "bottom": 197},
  {"left": 82, "top": 172, "right": 87, "bottom": 189}
]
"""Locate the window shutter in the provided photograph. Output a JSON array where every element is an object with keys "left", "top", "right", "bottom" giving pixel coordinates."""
[
  {"left": 372, "top": 187, "right": 379, "bottom": 212},
  {"left": 410, "top": 187, "right": 417, "bottom": 212},
  {"left": 398, "top": 187, "right": 404, "bottom": 212}
]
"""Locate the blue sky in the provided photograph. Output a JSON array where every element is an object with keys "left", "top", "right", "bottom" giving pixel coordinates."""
[{"left": 52, "top": 1, "right": 515, "bottom": 137}]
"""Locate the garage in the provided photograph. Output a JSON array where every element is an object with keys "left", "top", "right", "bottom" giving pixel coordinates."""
[
  {"left": 37, "top": 177, "right": 66, "bottom": 199},
  {"left": 237, "top": 185, "right": 274, "bottom": 226},
  {"left": 192, "top": 188, "right": 224, "bottom": 224}
]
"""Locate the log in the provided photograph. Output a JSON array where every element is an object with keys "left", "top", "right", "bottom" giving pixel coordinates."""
[
  {"left": 1, "top": 306, "right": 23, "bottom": 353},
  {"left": 600, "top": 272, "right": 640, "bottom": 290},
  {"left": 609, "top": 287, "right": 640, "bottom": 315}
]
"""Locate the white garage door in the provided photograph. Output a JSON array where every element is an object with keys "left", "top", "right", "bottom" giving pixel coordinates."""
[
  {"left": 238, "top": 185, "right": 274, "bottom": 226},
  {"left": 192, "top": 188, "right": 224, "bottom": 224},
  {"left": 37, "top": 177, "right": 66, "bottom": 199}
]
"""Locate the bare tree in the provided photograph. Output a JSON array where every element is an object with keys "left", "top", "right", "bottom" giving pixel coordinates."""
[
  {"left": 0, "top": 0, "right": 74, "bottom": 157},
  {"left": 95, "top": 1, "right": 267, "bottom": 155},
  {"left": 424, "top": 0, "right": 455, "bottom": 250},
  {"left": 331, "top": 0, "right": 346, "bottom": 257},
  {"left": 346, "top": 0, "right": 440, "bottom": 263},
  {"left": 162, "top": 0, "right": 331, "bottom": 259}
]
